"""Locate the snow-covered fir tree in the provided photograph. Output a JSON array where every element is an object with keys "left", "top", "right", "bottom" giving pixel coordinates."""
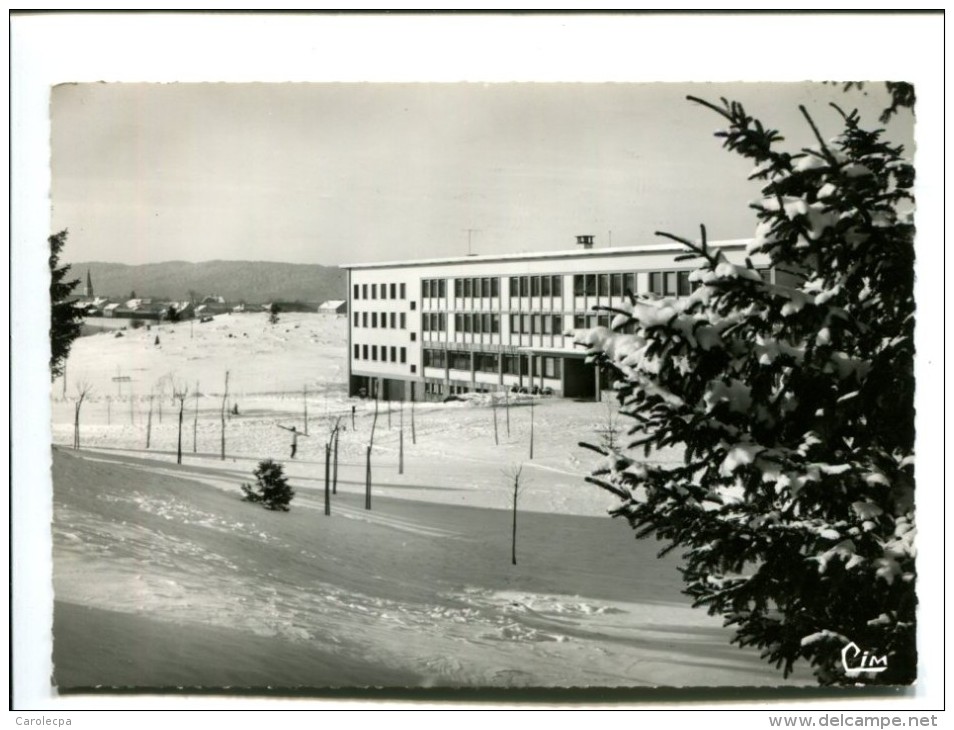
[{"left": 575, "top": 95, "right": 916, "bottom": 685}]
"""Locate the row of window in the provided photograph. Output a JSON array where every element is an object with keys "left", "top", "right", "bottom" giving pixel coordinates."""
[
  {"left": 509, "top": 275, "right": 564, "bottom": 298},
  {"left": 422, "top": 349, "right": 562, "bottom": 378},
  {"left": 422, "top": 312, "right": 447, "bottom": 332},
  {"left": 510, "top": 313, "right": 564, "bottom": 335},
  {"left": 354, "top": 282, "right": 407, "bottom": 301},
  {"left": 354, "top": 311, "right": 408, "bottom": 330},
  {"left": 422, "top": 279, "right": 447, "bottom": 299},
  {"left": 455, "top": 277, "right": 501, "bottom": 299},
  {"left": 354, "top": 343, "right": 409, "bottom": 364}
]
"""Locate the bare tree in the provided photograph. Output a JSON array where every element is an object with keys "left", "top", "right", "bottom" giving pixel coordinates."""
[
  {"left": 504, "top": 387, "right": 511, "bottom": 438},
  {"left": 145, "top": 391, "right": 155, "bottom": 449},
  {"left": 506, "top": 465, "right": 526, "bottom": 566},
  {"left": 324, "top": 417, "right": 342, "bottom": 516},
  {"left": 410, "top": 397, "right": 417, "bottom": 445},
  {"left": 398, "top": 399, "right": 405, "bottom": 474},
  {"left": 72, "top": 380, "right": 92, "bottom": 449},
  {"left": 598, "top": 400, "right": 620, "bottom": 451},
  {"left": 332, "top": 422, "right": 340, "bottom": 495},
  {"left": 172, "top": 382, "right": 190, "bottom": 465},
  {"left": 365, "top": 396, "right": 379, "bottom": 510},
  {"left": 220, "top": 370, "right": 229, "bottom": 460},
  {"left": 528, "top": 395, "right": 535, "bottom": 460},
  {"left": 192, "top": 382, "right": 199, "bottom": 453},
  {"left": 491, "top": 390, "right": 499, "bottom": 446}
]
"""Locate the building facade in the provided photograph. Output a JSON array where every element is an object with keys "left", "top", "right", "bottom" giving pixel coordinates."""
[{"left": 341, "top": 238, "right": 767, "bottom": 402}]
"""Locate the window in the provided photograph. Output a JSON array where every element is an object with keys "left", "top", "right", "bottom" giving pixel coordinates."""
[
  {"left": 531, "top": 276, "right": 540, "bottom": 297},
  {"left": 665, "top": 272, "right": 678, "bottom": 296},
  {"left": 598, "top": 273, "right": 609, "bottom": 297},
  {"left": 520, "top": 276, "right": 529, "bottom": 297},
  {"left": 509, "top": 277, "right": 519, "bottom": 299},
  {"left": 544, "top": 357, "right": 562, "bottom": 379},
  {"left": 574, "top": 275, "right": 584, "bottom": 297},
  {"left": 354, "top": 344, "right": 360, "bottom": 359},
  {"left": 381, "top": 284, "right": 387, "bottom": 300},
  {"left": 455, "top": 279, "right": 463, "bottom": 298},
  {"left": 477, "top": 278, "right": 486, "bottom": 298},
  {"left": 410, "top": 364, "right": 417, "bottom": 373},
  {"left": 390, "top": 312, "right": 396, "bottom": 329},
  {"left": 491, "top": 278, "right": 500, "bottom": 298},
  {"left": 574, "top": 314, "right": 586, "bottom": 328},
  {"left": 584, "top": 274, "right": 596, "bottom": 297},
  {"left": 491, "top": 314, "right": 500, "bottom": 334},
  {"left": 455, "top": 313, "right": 463, "bottom": 333},
  {"left": 391, "top": 346, "right": 397, "bottom": 362},
  {"left": 552, "top": 314, "right": 563, "bottom": 334},
  {"left": 410, "top": 332, "right": 417, "bottom": 341},
  {"left": 541, "top": 276, "right": 551, "bottom": 297},
  {"left": 611, "top": 273, "right": 623, "bottom": 297},
  {"left": 423, "top": 280, "right": 431, "bottom": 298},
  {"left": 362, "top": 344, "right": 368, "bottom": 359},
  {"left": 510, "top": 314, "right": 519, "bottom": 334},
  {"left": 354, "top": 284, "right": 360, "bottom": 300},
  {"left": 381, "top": 312, "right": 387, "bottom": 329},
  {"left": 678, "top": 271, "right": 692, "bottom": 296},
  {"left": 649, "top": 272, "right": 663, "bottom": 294},
  {"left": 624, "top": 273, "right": 636, "bottom": 295},
  {"left": 381, "top": 347, "right": 388, "bottom": 362},
  {"left": 450, "top": 351, "right": 471, "bottom": 371},
  {"left": 541, "top": 315, "right": 551, "bottom": 335},
  {"left": 362, "top": 284, "right": 368, "bottom": 299},
  {"left": 372, "top": 284, "right": 377, "bottom": 299},
  {"left": 372, "top": 345, "right": 378, "bottom": 360},
  {"left": 552, "top": 276, "right": 562, "bottom": 296},
  {"left": 503, "top": 355, "right": 521, "bottom": 375},
  {"left": 521, "top": 314, "right": 531, "bottom": 333},
  {"left": 438, "top": 279, "right": 446, "bottom": 298},
  {"left": 439, "top": 313, "right": 446, "bottom": 331},
  {"left": 477, "top": 353, "right": 498, "bottom": 373},
  {"left": 400, "top": 283, "right": 406, "bottom": 299},
  {"left": 354, "top": 312, "right": 359, "bottom": 327},
  {"left": 390, "top": 283, "right": 396, "bottom": 299},
  {"left": 400, "top": 347, "right": 406, "bottom": 364},
  {"left": 532, "top": 314, "right": 542, "bottom": 334},
  {"left": 598, "top": 314, "right": 611, "bottom": 329},
  {"left": 410, "top": 301, "right": 416, "bottom": 310},
  {"left": 464, "top": 278, "right": 472, "bottom": 298},
  {"left": 372, "top": 312, "right": 378, "bottom": 328},
  {"left": 400, "top": 312, "right": 406, "bottom": 329}
]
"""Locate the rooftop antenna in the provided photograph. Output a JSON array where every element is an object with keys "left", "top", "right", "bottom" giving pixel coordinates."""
[{"left": 464, "top": 228, "right": 481, "bottom": 256}]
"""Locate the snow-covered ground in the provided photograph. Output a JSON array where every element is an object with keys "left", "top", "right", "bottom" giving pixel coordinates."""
[{"left": 51, "top": 313, "right": 813, "bottom": 688}]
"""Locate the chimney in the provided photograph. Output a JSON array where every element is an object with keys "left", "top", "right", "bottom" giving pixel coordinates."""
[{"left": 576, "top": 235, "right": 594, "bottom": 250}]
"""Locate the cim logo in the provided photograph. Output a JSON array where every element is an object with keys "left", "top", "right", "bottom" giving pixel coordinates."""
[{"left": 841, "top": 641, "right": 888, "bottom": 675}]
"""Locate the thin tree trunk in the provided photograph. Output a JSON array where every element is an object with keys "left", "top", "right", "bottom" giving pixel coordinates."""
[
  {"left": 324, "top": 442, "right": 331, "bottom": 516},
  {"left": 332, "top": 428, "right": 339, "bottom": 495},
  {"left": 492, "top": 395, "right": 499, "bottom": 446},
  {"left": 176, "top": 402, "right": 184, "bottom": 464},
  {"left": 146, "top": 396, "right": 153, "bottom": 449},
  {"left": 73, "top": 403, "right": 80, "bottom": 449},
  {"left": 512, "top": 473, "right": 519, "bottom": 566},
  {"left": 529, "top": 397, "right": 534, "bottom": 460},
  {"left": 505, "top": 389, "right": 510, "bottom": 437},
  {"left": 220, "top": 371, "right": 229, "bottom": 460},
  {"left": 411, "top": 398, "right": 416, "bottom": 445},
  {"left": 366, "top": 397, "right": 379, "bottom": 510},
  {"left": 193, "top": 384, "right": 199, "bottom": 453},
  {"left": 387, "top": 401, "right": 392, "bottom": 429},
  {"left": 399, "top": 400, "right": 404, "bottom": 475}
]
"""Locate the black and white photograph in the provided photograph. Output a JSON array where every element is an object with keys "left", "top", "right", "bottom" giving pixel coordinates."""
[{"left": 11, "top": 11, "right": 944, "bottom": 717}]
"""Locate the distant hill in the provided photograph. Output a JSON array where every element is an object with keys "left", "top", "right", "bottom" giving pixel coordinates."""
[{"left": 66, "top": 260, "right": 346, "bottom": 305}]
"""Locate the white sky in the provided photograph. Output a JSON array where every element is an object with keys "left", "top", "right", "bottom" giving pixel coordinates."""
[{"left": 51, "top": 81, "right": 913, "bottom": 266}]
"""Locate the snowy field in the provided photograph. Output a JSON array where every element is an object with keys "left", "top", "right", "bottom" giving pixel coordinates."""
[{"left": 51, "top": 313, "right": 813, "bottom": 689}]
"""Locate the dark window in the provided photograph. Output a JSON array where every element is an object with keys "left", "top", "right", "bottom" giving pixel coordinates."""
[
  {"left": 611, "top": 273, "right": 623, "bottom": 297},
  {"left": 552, "top": 314, "right": 563, "bottom": 334},
  {"left": 410, "top": 332, "right": 416, "bottom": 341},
  {"left": 455, "top": 313, "right": 463, "bottom": 332},
  {"left": 574, "top": 275, "right": 584, "bottom": 297},
  {"left": 372, "top": 345, "right": 378, "bottom": 360},
  {"left": 473, "top": 313, "right": 481, "bottom": 334},
  {"left": 510, "top": 314, "right": 519, "bottom": 334},
  {"left": 439, "top": 279, "right": 446, "bottom": 298},
  {"left": 354, "top": 312, "right": 359, "bottom": 327},
  {"left": 400, "top": 312, "right": 406, "bottom": 329},
  {"left": 381, "top": 284, "right": 387, "bottom": 300},
  {"left": 541, "top": 315, "right": 551, "bottom": 335},
  {"left": 372, "top": 312, "right": 378, "bottom": 328},
  {"left": 598, "top": 314, "right": 611, "bottom": 329},
  {"left": 574, "top": 314, "right": 586, "bottom": 328},
  {"left": 649, "top": 272, "right": 663, "bottom": 294},
  {"left": 552, "top": 276, "right": 562, "bottom": 297},
  {"left": 491, "top": 278, "right": 500, "bottom": 297},
  {"left": 520, "top": 276, "right": 529, "bottom": 297},
  {"left": 362, "top": 312, "right": 367, "bottom": 328},
  {"left": 464, "top": 278, "right": 472, "bottom": 298},
  {"left": 624, "top": 273, "right": 636, "bottom": 295},
  {"left": 481, "top": 278, "right": 490, "bottom": 298},
  {"left": 455, "top": 279, "right": 463, "bottom": 298},
  {"left": 665, "top": 272, "right": 678, "bottom": 295},
  {"left": 410, "top": 301, "right": 416, "bottom": 310},
  {"left": 677, "top": 271, "right": 692, "bottom": 296},
  {"left": 362, "top": 284, "right": 368, "bottom": 299},
  {"left": 362, "top": 344, "right": 368, "bottom": 359},
  {"left": 410, "top": 364, "right": 417, "bottom": 374},
  {"left": 423, "top": 280, "right": 431, "bottom": 298},
  {"left": 372, "top": 284, "right": 377, "bottom": 299},
  {"left": 509, "top": 277, "right": 519, "bottom": 299},
  {"left": 439, "top": 313, "right": 446, "bottom": 331},
  {"left": 532, "top": 314, "right": 542, "bottom": 334},
  {"left": 400, "top": 347, "right": 406, "bottom": 364},
  {"left": 541, "top": 276, "right": 551, "bottom": 297},
  {"left": 584, "top": 274, "right": 596, "bottom": 297},
  {"left": 390, "top": 283, "right": 396, "bottom": 299},
  {"left": 381, "top": 312, "right": 387, "bottom": 329},
  {"left": 354, "top": 284, "right": 360, "bottom": 300},
  {"left": 400, "top": 283, "right": 406, "bottom": 299},
  {"left": 390, "top": 312, "right": 396, "bottom": 328},
  {"left": 391, "top": 346, "right": 397, "bottom": 362},
  {"left": 491, "top": 314, "right": 500, "bottom": 334},
  {"left": 381, "top": 347, "right": 388, "bottom": 362},
  {"left": 544, "top": 357, "right": 562, "bottom": 379},
  {"left": 586, "top": 314, "right": 598, "bottom": 329},
  {"left": 354, "top": 344, "right": 359, "bottom": 359},
  {"left": 598, "top": 273, "right": 609, "bottom": 297},
  {"left": 531, "top": 276, "right": 541, "bottom": 297},
  {"left": 521, "top": 314, "right": 531, "bottom": 333}
]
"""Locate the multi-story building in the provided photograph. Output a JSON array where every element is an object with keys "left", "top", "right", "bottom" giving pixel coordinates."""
[{"left": 341, "top": 237, "right": 768, "bottom": 402}]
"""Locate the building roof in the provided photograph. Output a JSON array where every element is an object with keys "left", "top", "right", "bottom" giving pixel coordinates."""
[
  {"left": 339, "top": 239, "right": 753, "bottom": 271},
  {"left": 318, "top": 299, "right": 347, "bottom": 311}
]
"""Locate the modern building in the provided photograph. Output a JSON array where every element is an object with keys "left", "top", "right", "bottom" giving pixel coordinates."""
[{"left": 341, "top": 237, "right": 769, "bottom": 402}]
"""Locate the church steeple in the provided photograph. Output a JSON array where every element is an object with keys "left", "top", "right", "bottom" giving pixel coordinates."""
[{"left": 85, "top": 269, "right": 93, "bottom": 298}]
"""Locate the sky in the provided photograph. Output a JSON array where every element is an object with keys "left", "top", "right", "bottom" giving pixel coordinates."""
[{"left": 51, "top": 81, "right": 914, "bottom": 266}]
